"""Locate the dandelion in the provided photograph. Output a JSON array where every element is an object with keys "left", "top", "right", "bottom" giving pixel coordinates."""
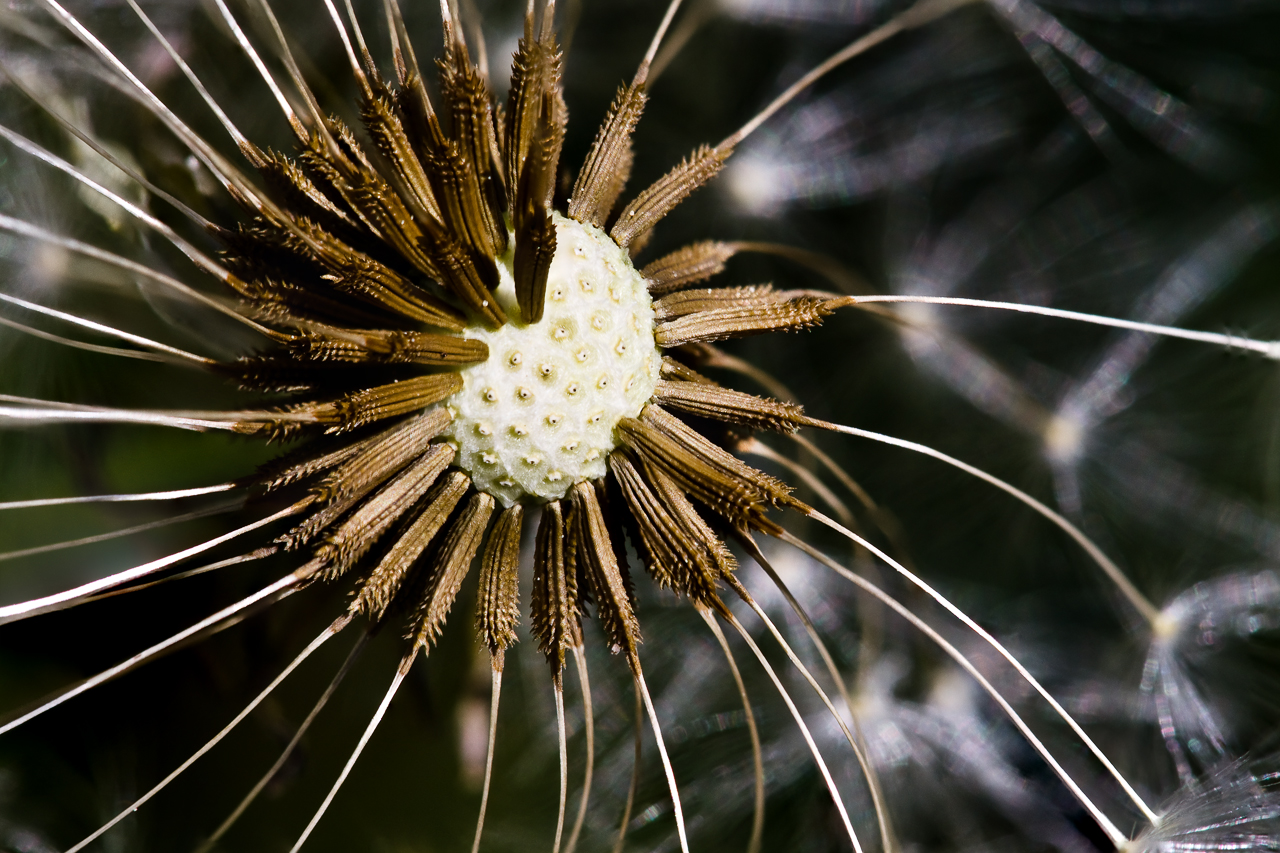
[{"left": 0, "top": 1, "right": 1278, "bottom": 852}]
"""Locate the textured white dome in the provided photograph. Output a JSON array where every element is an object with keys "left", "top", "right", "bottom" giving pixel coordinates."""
[{"left": 444, "top": 213, "right": 661, "bottom": 505}]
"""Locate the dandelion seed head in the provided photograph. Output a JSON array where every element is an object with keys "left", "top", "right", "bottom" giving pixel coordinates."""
[{"left": 446, "top": 213, "right": 659, "bottom": 506}]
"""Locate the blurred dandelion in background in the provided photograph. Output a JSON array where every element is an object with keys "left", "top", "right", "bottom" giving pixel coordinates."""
[{"left": 0, "top": 0, "right": 1279, "bottom": 851}]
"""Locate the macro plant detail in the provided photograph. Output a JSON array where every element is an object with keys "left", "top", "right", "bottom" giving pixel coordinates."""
[{"left": 0, "top": 0, "right": 1279, "bottom": 851}]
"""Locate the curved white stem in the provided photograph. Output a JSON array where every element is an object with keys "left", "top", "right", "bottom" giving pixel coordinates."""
[{"left": 780, "top": 531, "right": 1135, "bottom": 846}]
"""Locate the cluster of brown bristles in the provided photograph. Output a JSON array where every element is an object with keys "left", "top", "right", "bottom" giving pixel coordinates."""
[{"left": 201, "top": 0, "right": 843, "bottom": 696}]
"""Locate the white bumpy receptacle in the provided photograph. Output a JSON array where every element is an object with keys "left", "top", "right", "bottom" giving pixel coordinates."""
[{"left": 444, "top": 213, "right": 661, "bottom": 506}]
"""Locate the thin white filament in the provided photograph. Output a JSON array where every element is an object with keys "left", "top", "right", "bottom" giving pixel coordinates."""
[
  {"left": 565, "top": 646, "right": 594, "bottom": 853},
  {"left": 742, "top": 439, "right": 849, "bottom": 523},
  {"left": 727, "top": 0, "right": 979, "bottom": 145},
  {"left": 322, "top": 0, "right": 372, "bottom": 99},
  {"left": 852, "top": 293, "right": 1280, "bottom": 359},
  {"left": 196, "top": 630, "right": 371, "bottom": 853},
  {"left": 553, "top": 683, "right": 569, "bottom": 853},
  {"left": 0, "top": 502, "right": 306, "bottom": 623},
  {"left": 209, "top": 0, "right": 301, "bottom": 132},
  {"left": 780, "top": 532, "right": 1132, "bottom": 846},
  {"left": 0, "top": 122, "right": 239, "bottom": 289},
  {"left": 727, "top": 568, "right": 886, "bottom": 849},
  {"left": 734, "top": 535, "right": 895, "bottom": 853},
  {"left": 0, "top": 483, "right": 236, "bottom": 511},
  {"left": 65, "top": 614, "right": 352, "bottom": 853},
  {"left": 806, "top": 417, "right": 1159, "bottom": 623},
  {"left": 0, "top": 214, "right": 272, "bottom": 336},
  {"left": 0, "top": 501, "right": 238, "bottom": 563},
  {"left": 34, "top": 0, "right": 267, "bottom": 214},
  {"left": 241, "top": 0, "right": 339, "bottom": 149},
  {"left": 0, "top": 572, "right": 301, "bottom": 737},
  {"left": 793, "top": 512, "right": 1160, "bottom": 825},
  {"left": 0, "top": 314, "right": 169, "bottom": 363},
  {"left": 0, "top": 56, "right": 212, "bottom": 229},
  {"left": 78, "top": 550, "right": 272, "bottom": 607},
  {"left": 634, "top": 669, "right": 691, "bottom": 853},
  {"left": 0, "top": 292, "right": 213, "bottom": 365},
  {"left": 469, "top": 666, "right": 502, "bottom": 853},
  {"left": 698, "top": 608, "right": 765, "bottom": 853},
  {"left": 612, "top": 686, "right": 642, "bottom": 853},
  {"left": 634, "top": 0, "right": 684, "bottom": 86},
  {"left": 0, "top": 403, "right": 309, "bottom": 432},
  {"left": 288, "top": 649, "right": 418, "bottom": 853},
  {"left": 123, "top": 0, "right": 249, "bottom": 148},
  {"left": 721, "top": 611, "right": 864, "bottom": 853}
]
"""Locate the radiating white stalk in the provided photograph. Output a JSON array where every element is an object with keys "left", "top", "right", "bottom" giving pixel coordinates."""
[
  {"left": 196, "top": 630, "right": 371, "bottom": 853},
  {"left": 552, "top": 683, "right": 570, "bottom": 853},
  {"left": 0, "top": 501, "right": 238, "bottom": 563},
  {"left": 0, "top": 399, "right": 316, "bottom": 433},
  {"left": 322, "top": 0, "right": 372, "bottom": 99},
  {"left": 792, "top": 511, "right": 1160, "bottom": 825},
  {"left": 734, "top": 535, "right": 895, "bottom": 853},
  {"left": 698, "top": 608, "right": 765, "bottom": 853},
  {"left": 37, "top": 0, "right": 274, "bottom": 209},
  {"left": 780, "top": 532, "right": 1134, "bottom": 846},
  {"left": 208, "top": 0, "right": 302, "bottom": 132},
  {"left": 0, "top": 292, "right": 213, "bottom": 365},
  {"left": 470, "top": 666, "right": 502, "bottom": 853},
  {"left": 612, "top": 686, "right": 643, "bottom": 853},
  {"left": 634, "top": 669, "right": 691, "bottom": 853},
  {"left": 727, "top": 0, "right": 980, "bottom": 145},
  {"left": 123, "top": 0, "right": 250, "bottom": 149},
  {"left": 0, "top": 55, "right": 213, "bottom": 229},
  {"left": 721, "top": 612, "right": 864, "bottom": 853},
  {"left": 564, "top": 646, "right": 594, "bottom": 853},
  {"left": 807, "top": 416, "right": 1159, "bottom": 623},
  {"left": 0, "top": 121, "right": 245, "bottom": 291},
  {"left": 79, "top": 550, "right": 271, "bottom": 606},
  {"left": 0, "top": 214, "right": 272, "bottom": 336},
  {"left": 851, "top": 293, "right": 1280, "bottom": 358},
  {"left": 0, "top": 483, "right": 236, "bottom": 511},
  {"left": 288, "top": 649, "right": 419, "bottom": 853},
  {"left": 0, "top": 501, "right": 307, "bottom": 623},
  {"left": 633, "top": 0, "right": 684, "bottom": 85},
  {"left": 0, "top": 314, "right": 170, "bottom": 363},
  {"left": 65, "top": 614, "right": 352, "bottom": 853},
  {"left": 0, "top": 571, "right": 302, "bottom": 737}
]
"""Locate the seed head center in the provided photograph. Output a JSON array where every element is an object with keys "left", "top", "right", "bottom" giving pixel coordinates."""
[{"left": 444, "top": 213, "right": 660, "bottom": 506}]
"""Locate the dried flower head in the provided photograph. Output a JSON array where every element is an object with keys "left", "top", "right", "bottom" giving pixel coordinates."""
[{"left": 1, "top": 0, "right": 1279, "bottom": 851}]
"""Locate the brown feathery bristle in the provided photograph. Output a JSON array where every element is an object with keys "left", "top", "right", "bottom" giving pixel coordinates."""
[
  {"left": 506, "top": 27, "right": 566, "bottom": 325},
  {"left": 610, "top": 143, "right": 732, "bottom": 248},
  {"left": 658, "top": 356, "right": 714, "bottom": 384},
  {"left": 310, "top": 408, "right": 452, "bottom": 504},
  {"left": 283, "top": 437, "right": 454, "bottom": 551},
  {"left": 652, "top": 285, "right": 781, "bottom": 321},
  {"left": 531, "top": 500, "right": 579, "bottom": 683},
  {"left": 650, "top": 379, "right": 807, "bottom": 433},
  {"left": 653, "top": 296, "right": 836, "bottom": 348},
  {"left": 285, "top": 329, "right": 488, "bottom": 366},
  {"left": 570, "top": 482, "right": 641, "bottom": 667},
  {"left": 354, "top": 471, "right": 470, "bottom": 620},
  {"left": 642, "top": 241, "right": 739, "bottom": 295},
  {"left": 616, "top": 405, "right": 792, "bottom": 533},
  {"left": 568, "top": 82, "right": 647, "bottom": 228},
  {"left": 287, "top": 372, "right": 462, "bottom": 434},
  {"left": 359, "top": 91, "right": 445, "bottom": 225},
  {"left": 609, "top": 450, "right": 720, "bottom": 605},
  {"left": 408, "top": 491, "right": 495, "bottom": 649},
  {"left": 477, "top": 505, "right": 525, "bottom": 669},
  {"left": 315, "top": 443, "right": 457, "bottom": 579}
]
